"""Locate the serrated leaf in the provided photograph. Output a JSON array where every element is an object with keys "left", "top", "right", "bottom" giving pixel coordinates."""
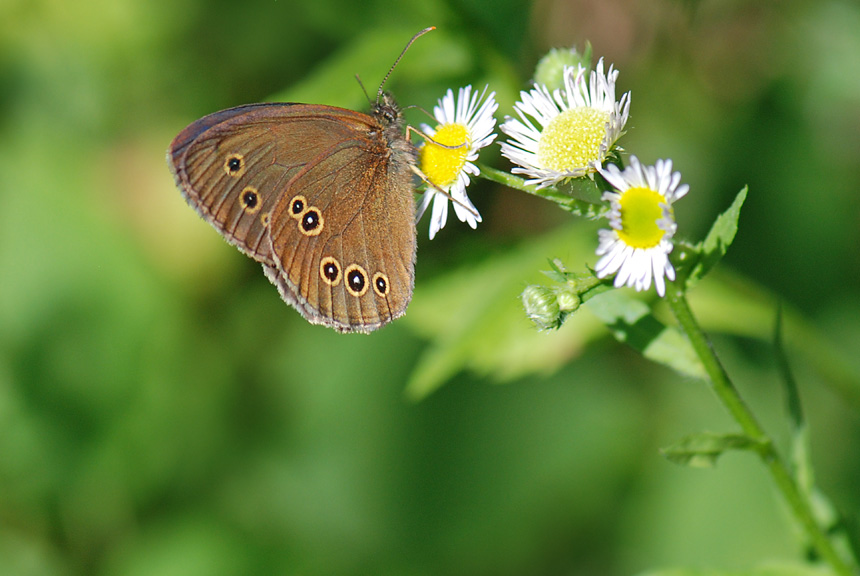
[
  {"left": 661, "top": 432, "right": 763, "bottom": 468},
  {"left": 686, "top": 187, "right": 747, "bottom": 287},
  {"left": 585, "top": 290, "right": 706, "bottom": 380}
]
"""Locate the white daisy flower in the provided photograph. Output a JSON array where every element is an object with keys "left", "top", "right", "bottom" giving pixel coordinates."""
[
  {"left": 417, "top": 85, "right": 498, "bottom": 239},
  {"left": 500, "top": 58, "right": 630, "bottom": 188},
  {"left": 595, "top": 156, "right": 689, "bottom": 297}
]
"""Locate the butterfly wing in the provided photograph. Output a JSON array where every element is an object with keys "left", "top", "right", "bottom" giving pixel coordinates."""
[
  {"left": 167, "top": 103, "right": 417, "bottom": 333},
  {"left": 167, "top": 103, "right": 376, "bottom": 265},
  {"left": 266, "top": 133, "right": 416, "bottom": 332}
]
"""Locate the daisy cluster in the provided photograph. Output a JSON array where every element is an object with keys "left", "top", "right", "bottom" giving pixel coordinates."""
[{"left": 416, "top": 48, "right": 688, "bottom": 299}]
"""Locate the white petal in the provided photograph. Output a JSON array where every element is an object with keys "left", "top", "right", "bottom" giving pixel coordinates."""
[{"left": 428, "top": 192, "right": 449, "bottom": 240}]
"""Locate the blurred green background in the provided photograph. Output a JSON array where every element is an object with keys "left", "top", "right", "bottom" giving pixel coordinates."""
[{"left": 2, "top": 0, "right": 860, "bottom": 574}]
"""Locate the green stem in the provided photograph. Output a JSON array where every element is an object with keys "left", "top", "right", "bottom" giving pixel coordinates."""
[
  {"left": 477, "top": 164, "right": 542, "bottom": 195},
  {"left": 477, "top": 165, "right": 607, "bottom": 219},
  {"left": 666, "top": 289, "right": 857, "bottom": 576}
]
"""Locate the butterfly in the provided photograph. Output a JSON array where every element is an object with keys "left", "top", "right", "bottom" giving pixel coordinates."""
[{"left": 167, "top": 28, "right": 434, "bottom": 333}]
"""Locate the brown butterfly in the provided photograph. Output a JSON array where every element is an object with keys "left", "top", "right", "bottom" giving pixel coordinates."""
[{"left": 167, "top": 29, "right": 433, "bottom": 333}]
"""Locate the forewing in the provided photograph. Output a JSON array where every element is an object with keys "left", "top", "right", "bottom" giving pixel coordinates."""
[{"left": 167, "top": 103, "right": 374, "bottom": 265}]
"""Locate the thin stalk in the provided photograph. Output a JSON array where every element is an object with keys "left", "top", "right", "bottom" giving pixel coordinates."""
[
  {"left": 666, "top": 289, "right": 857, "bottom": 576},
  {"left": 477, "top": 165, "right": 607, "bottom": 219}
]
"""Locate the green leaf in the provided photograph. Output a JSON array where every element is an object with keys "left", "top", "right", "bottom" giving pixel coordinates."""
[
  {"left": 774, "top": 305, "right": 805, "bottom": 433},
  {"left": 540, "top": 258, "right": 571, "bottom": 284},
  {"left": 685, "top": 187, "right": 748, "bottom": 287},
  {"left": 772, "top": 307, "right": 857, "bottom": 564},
  {"left": 688, "top": 269, "right": 860, "bottom": 410},
  {"left": 773, "top": 304, "right": 815, "bottom": 496},
  {"left": 403, "top": 224, "right": 605, "bottom": 400},
  {"left": 585, "top": 290, "right": 707, "bottom": 380},
  {"left": 660, "top": 432, "right": 764, "bottom": 468},
  {"left": 557, "top": 175, "right": 606, "bottom": 204},
  {"left": 404, "top": 207, "right": 860, "bottom": 406},
  {"left": 637, "top": 563, "right": 836, "bottom": 576}
]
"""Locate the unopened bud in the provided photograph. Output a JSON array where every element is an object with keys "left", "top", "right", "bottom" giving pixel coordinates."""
[
  {"left": 556, "top": 290, "right": 581, "bottom": 313},
  {"left": 522, "top": 285, "right": 562, "bottom": 330},
  {"left": 533, "top": 46, "right": 591, "bottom": 92}
]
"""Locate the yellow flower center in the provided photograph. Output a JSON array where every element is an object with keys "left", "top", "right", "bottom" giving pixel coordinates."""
[
  {"left": 617, "top": 186, "right": 668, "bottom": 249},
  {"left": 537, "top": 107, "right": 609, "bottom": 172},
  {"left": 420, "top": 123, "right": 470, "bottom": 188}
]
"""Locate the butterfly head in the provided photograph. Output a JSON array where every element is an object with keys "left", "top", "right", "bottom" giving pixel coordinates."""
[{"left": 372, "top": 92, "right": 403, "bottom": 129}]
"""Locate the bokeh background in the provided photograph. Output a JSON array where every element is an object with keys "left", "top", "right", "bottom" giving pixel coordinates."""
[{"left": 2, "top": 0, "right": 860, "bottom": 574}]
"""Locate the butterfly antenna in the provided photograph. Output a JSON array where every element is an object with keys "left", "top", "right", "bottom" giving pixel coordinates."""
[
  {"left": 355, "top": 74, "right": 372, "bottom": 105},
  {"left": 376, "top": 26, "right": 435, "bottom": 103}
]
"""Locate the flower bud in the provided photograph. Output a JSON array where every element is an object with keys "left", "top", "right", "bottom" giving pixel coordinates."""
[
  {"left": 522, "top": 285, "right": 562, "bottom": 330},
  {"left": 556, "top": 290, "right": 581, "bottom": 313},
  {"left": 533, "top": 46, "right": 591, "bottom": 92}
]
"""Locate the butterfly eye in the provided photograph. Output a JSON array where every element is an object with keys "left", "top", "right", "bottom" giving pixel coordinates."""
[
  {"left": 344, "top": 264, "right": 369, "bottom": 297},
  {"left": 224, "top": 154, "right": 245, "bottom": 177},
  {"left": 299, "top": 207, "right": 324, "bottom": 236},
  {"left": 374, "top": 96, "right": 400, "bottom": 126},
  {"left": 320, "top": 256, "right": 341, "bottom": 286},
  {"left": 240, "top": 187, "right": 260, "bottom": 213},
  {"left": 372, "top": 272, "right": 389, "bottom": 297}
]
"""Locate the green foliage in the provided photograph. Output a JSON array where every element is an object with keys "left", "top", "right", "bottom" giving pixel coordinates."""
[
  {"left": 637, "top": 564, "right": 836, "bottom": 576},
  {"left": 403, "top": 224, "right": 607, "bottom": 399},
  {"left": 270, "top": 25, "right": 474, "bottom": 110},
  {"left": 3, "top": 0, "right": 860, "bottom": 575},
  {"left": 586, "top": 290, "right": 707, "bottom": 380},
  {"left": 683, "top": 187, "right": 748, "bottom": 288},
  {"left": 660, "top": 432, "right": 765, "bottom": 468}
]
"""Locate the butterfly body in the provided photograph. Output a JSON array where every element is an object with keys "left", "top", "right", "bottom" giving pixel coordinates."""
[{"left": 167, "top": 94, "right": 418, "bottom": 333}]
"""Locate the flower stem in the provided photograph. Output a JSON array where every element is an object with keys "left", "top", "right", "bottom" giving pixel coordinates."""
[
  {"left": 666, "top": 288, "right": 857, "bottom": 576},
  {"left": 477, "top": 164, "right": 607, "bottom": 219}
]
